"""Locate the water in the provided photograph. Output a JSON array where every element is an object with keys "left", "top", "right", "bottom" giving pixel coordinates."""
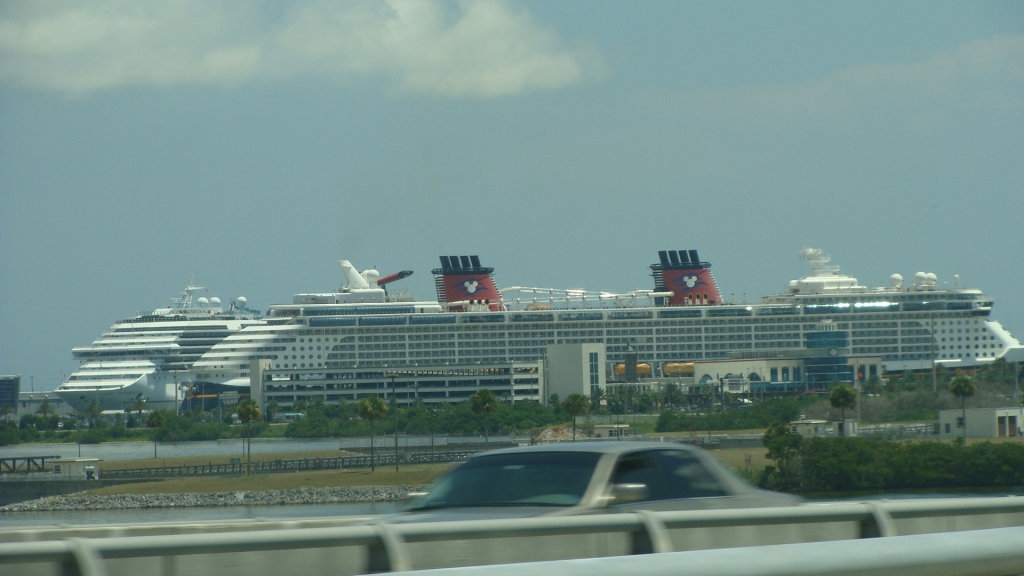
[
  {"left": 0, "top": 502, "right": 400, "bottom": 528},
  {"left": 0, "top": 436, "right": 512, "bottom": 461}
]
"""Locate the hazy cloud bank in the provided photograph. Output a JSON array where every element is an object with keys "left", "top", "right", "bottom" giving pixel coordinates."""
[
  {"left": 0, "top": 0, "right": 600, "bottom": 96},
  {"left": 656, "top": 34, "right": 1024, "bottom": 130}
]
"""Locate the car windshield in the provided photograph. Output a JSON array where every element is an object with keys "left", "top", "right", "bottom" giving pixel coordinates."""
[{"left": 408, "top": 451, "right": 602, "bottom": 510}]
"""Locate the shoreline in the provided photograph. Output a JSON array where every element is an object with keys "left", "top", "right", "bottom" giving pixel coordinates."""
[{"left": 0, "top": 485, "right": 425, "bottom": 513}]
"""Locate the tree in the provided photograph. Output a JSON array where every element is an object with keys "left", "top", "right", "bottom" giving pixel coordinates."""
[
  {"left": 561, "top": 394, "right": 591, "bottom": 441},
  {"left": 266, "top": 399, "right": 279, "bottom": 422},
  {"left": 949, "top": 375, "right": 977, "bottom": 440},
  {"left": 293, "top": 399, "right": 308, "bottom": 414},
  {"left": 237, "top": 399, "right": 262, "bottom": 472},
  {"left": 146, "top": 409, "right": 167, "bottom": 458},
  {"left": 36, "top": 398, "right": 53, "bottom": 418},
  {"left": 84, "top": 400, "right": 103, "bottom": 427},
  {"left": 661, "top": 382, "right": 684, "bottom": 409},
  {"left": 590, "top": 387, "right": 605, "bottom": 413},
  {"left": 131, "top": 397, "right": 146, "bottom": 427},
  {"left": 0, "top": 403, "right": 13, "bottom": 422},
  {"left": 357, "top": 396, "right": 388, "bottom": 471},
  {"left": 828, "top": 384, "right": 857, "bottom": 437},
  {"left": 862, "top": 375, "right": 883, "bottom": 395},
  {"left": 548, "top": 393, "right": 560, "bottom": 412},
  {"left": 469, "top": 389, "right": 499, "bottom": 443}
]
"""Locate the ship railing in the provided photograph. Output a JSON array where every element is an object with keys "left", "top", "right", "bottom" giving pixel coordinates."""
[{"left": 500, "top": 286, "right": 674, "bottom": 311}]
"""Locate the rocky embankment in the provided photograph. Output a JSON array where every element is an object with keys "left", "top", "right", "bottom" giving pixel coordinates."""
[{"left": 0, "top": 485, "right": 426, "bottom": 512}]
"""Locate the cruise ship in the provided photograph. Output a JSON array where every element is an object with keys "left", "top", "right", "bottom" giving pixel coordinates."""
[
  {"left": 54, "top": 279, "right": 262, "bottom": 413},
  {"left": 191, "top": 249, "right": 1023, "bottom": 398}
]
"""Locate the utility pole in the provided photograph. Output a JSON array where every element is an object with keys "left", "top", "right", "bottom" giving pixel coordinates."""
[
  {"left": 174, "top": 370, "right": 179, "bottom": 416},
  {"left": 931, "top": 315, "right": 938, "bottom": 393}
]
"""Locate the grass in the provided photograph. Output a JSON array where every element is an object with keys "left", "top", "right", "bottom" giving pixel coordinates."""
[{"left": 87, "top": 463, "right": 455, "bottom": 496}]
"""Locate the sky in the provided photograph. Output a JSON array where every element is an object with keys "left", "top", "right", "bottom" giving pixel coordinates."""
[{"left": 1, "top": 0, "right": 1022, "bottom": 390}]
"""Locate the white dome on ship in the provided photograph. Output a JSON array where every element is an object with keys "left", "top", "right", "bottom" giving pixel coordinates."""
[
  {"left": 197, "top": 297, "right": 209, "bottom": 305},
  {"left": 235, "top": 296, "right": 247, "bottom": 307},
  {"left": 210, "top": 297, "right": 221, "bottom": 306},
  {"left": 914, "top": 271, "right": 928, "bottom": 285},
  {"left": 926, "top": 273, "right": 937, "bottom": 283},
  {"left": 361, "top": 269, "right": 380, "bottom": 285},
  {"left": 889, "top": 274, "right": 903, "bottom": 287}
]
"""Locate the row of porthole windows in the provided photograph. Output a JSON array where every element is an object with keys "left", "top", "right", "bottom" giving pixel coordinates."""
[
  {"left": 292, "top": 346, "right": 327, "bottom": 351},
  {"left": 274, "top": 363, "right": 325, "bottom": 369},
  {"left": 941, "top": 336, "right": 995, "bottom": 342},
  {"left": 940, "top": 352, "right": 995, "bottom": 358},
  {"left": 941, "top": 344, "right": 1000, "bottom": 350}
]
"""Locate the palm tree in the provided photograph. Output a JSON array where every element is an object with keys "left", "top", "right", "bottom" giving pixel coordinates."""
[
  {"left": 949, "top": 375, "right": 977, "bottom": 441},
  {"left": 36, "top": 398, "right": 53, "bottom": 418},
  {"left": 85, "top": 400, "right": 102, "bottom": 427},
  {"left": 561, "top": 394, "right": 591, "bottom": 441},
  {"left": 146, "top": 409, "right": 167, "bottom": 458},
  {"left": 131, "top": 397, "right": 146, "bottom": 427},
  {"left": 828, "top": 384, "right": 857, "bottom": 437},
  {"left": 469, "top": 389, "right": 499, "bottom": 444},
  {"left": 265, "top": 399, "right": 279, "bottom": 422},
  {"left": 237, "top": 399, "right": 262, "bottom": 473},
  {"left": 357, "top": 396, "right": 388, "bottom": 471}
]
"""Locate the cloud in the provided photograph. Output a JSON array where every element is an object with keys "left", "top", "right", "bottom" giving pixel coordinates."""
[
  {"left": 0, "top": 0, "right": 601, "bottom": 96},
  {"left": 653, "top": 34, "right": 1024, "bottom": 131}
]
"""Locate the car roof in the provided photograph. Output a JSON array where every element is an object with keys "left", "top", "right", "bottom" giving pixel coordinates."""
[{"left": 470, "top": 441, "right": 703, "bottom": 458}]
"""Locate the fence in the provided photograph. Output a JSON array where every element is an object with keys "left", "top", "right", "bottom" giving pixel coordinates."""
[
  {"left": 101, "top": 448, "right": 502, "bottom": 479},
  {"left": 3, "top": 496, "right": 1023, "bottom": 576}
]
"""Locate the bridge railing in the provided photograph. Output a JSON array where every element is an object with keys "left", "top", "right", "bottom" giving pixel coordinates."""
[
  {"left": 3, "top": 496, "right": 1024, "bottom": 576},
  {"left": 100, "top": 449, "right": 488, "bottom": 479}
]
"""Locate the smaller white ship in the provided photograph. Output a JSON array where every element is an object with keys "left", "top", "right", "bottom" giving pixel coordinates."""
[{"left": 54, "top": 278, "right": 262, "bottom": 413}]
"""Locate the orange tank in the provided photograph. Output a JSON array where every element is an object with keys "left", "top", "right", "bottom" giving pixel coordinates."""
[
  {"left": 613, "top": 363, "right": 652, "bottom": 376},
  {"left": 662, "top": 362, "right": 695, "bottom": 376}
]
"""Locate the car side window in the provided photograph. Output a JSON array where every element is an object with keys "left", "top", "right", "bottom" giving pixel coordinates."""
[
  {"left": 610, "top": 453, "right": 658, "bottom": 501},
  {"left": 650, "top": 450, "right": 727, "bottom": 499}
]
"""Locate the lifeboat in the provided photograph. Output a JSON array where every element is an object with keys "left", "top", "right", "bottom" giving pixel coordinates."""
[
  {"left": 613, "top": 363, "right": 652, "bottom": 376},
  {"left": 662, "top": 362, "right": 695, "bottom": 376}
]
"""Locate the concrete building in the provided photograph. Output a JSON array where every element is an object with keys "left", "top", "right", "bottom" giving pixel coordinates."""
[
  {"left": 687, "top": 355, "right": 883, "bottom": 396},
  {"left": 0, "top": 375, "right": 19, "bottom": 412},
  {"left": 939, "top": 407, "right": 1023, "bottom": 439},
  {"left": 545, "top": 344, "right": 606, "bottom": 406},
  {"left": 593, "top": 424, "right": 630, "bottom": 438},
  {"left": 50, "top": 458, "right": 101, "bottom": 480},
  {"left": 16, "top": 391, "right": 74, "bottom": 418},
  {"left": 251, "top": 359, "right": 544, "bottom": 412},
  {"left": 790, "top": 419, "right": 829, "bottom": 438}
]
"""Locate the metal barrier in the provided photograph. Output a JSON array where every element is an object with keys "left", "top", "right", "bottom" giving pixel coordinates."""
[
  {"left": 101, "top": 449, "right": 487, "bottom": 479},
  {"left": 2, "top": 496, "right": 1024, "bottom": 576},
  {"left": 412, "top": 526, "right": 1024, "bottom": 576}
]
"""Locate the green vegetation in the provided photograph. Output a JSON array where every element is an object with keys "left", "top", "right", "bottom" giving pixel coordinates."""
[
  {"left": 655, "top": 397, "right": 816, "bottom": 433},
  {"left": 759, "top": 430, "right": 1024, "bottom": 494},
  {"left": 561, "top": 394, "right": 590, "bottom": 441},
  {"left": 357, "top": 396, "right": 388, "bottom": 471},
  {"left": 469, "top": 389, "right": 499, "bottom": 443}
]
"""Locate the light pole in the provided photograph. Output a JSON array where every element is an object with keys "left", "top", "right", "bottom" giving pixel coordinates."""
[{"left": 390, "top": 372, "right": 399, "bottom": 472}]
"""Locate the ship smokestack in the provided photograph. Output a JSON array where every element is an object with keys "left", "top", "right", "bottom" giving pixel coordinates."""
[
  {"left": 650, "top": 249, "right": 723, "bottom": 306},
  {"left": 432, "top": 255, "right": 505, "bottom": 311}
]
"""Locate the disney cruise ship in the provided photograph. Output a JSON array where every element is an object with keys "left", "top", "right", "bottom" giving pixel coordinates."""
[
  {"left": 191, "top": 249, "right": 1022, "bottom": 399},
  {"left": 54, "top": 279, "right": 262, "bottom": 413}
]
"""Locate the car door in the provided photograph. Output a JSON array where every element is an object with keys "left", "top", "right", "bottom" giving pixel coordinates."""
[{"left": 605, "top": 449, "right": 736, "bottom": 512}]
